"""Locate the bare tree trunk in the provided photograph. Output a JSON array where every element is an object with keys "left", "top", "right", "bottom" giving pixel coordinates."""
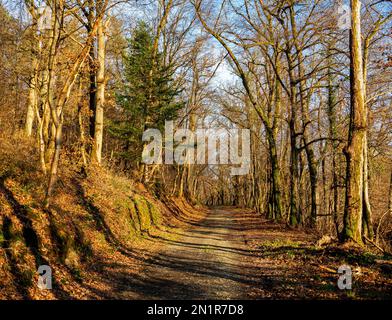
[
  {"left": 361, "top": 29, "right": 374, "bottom": 240},
  {"left": 267, "top": 68, "right": 283, "bottom": 220},
  {"left": 289, "top": 116, "right": 300, "bottom": 226},
  {"left": 287, "top": 61, "right": 300, "bottom": 226},
  {"left": 45, "top": 82, "right": 56, "bottom": 165},
  {"left": 24, "top": 1, "right": 39, "bottom": 137},
  {"left": 92, "top": 18, "right": 105, "bottom": 164},
  {"left": 362, "top": 134, "right": 374, "bottom": 238},
  {"left": 77, "top": 81, "right": 88, "bottom": 168},
  {"left": 342, "top": 0, "right": 366, "bottom": 244},
  {"left": 89, "top": 45, "right": 97, "bottom": 142},
  {"left": 45, "top": 119, "right": 63, "bottom": 206},
  {"left": 36, "top": 115, "right": 47, "bottom": 175},
  {"left": 178, "top": 166, "right": 186, "bottom": 198},
  {"left": 87, "top": 0, "right": 97, "bottom": 145},
  {"left": 389, "top": 170, "right": 392, "bottom": 216},
  {"left": 327, "top": 61, "right": 340, "bottom": 237},
  {"left": 266, "top": 128, "right": 282, "bottom": 220},
  {"left": 25, "top": 73, "right": 37, "bottom": 136}
]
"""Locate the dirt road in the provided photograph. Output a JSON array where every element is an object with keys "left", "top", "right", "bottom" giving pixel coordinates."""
[
  {"left": 123, "top": 208, "right": 269, "bottom": 299},
  {"left": 80, "top": 208, "right": 391, "bottom": 300}
]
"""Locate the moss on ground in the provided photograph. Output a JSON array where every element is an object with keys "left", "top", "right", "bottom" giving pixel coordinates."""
[{"left": 132, "top": 195, "right": 162, "bottom": 233}]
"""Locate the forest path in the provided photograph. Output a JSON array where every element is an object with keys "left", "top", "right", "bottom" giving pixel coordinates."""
[
  {"left": 75, "top": 207, "right": 391, "bottom": 299},
  {"left": 117, "top": 208, "right": 270, "bottom": 299},
  {"left": 126, "top": 208, "right": 266, "bottom": 299},
  {"left": 90, "top": 207, "right": 312, "bottom": 299}
]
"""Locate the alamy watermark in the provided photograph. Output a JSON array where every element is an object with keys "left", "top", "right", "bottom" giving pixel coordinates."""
[
  {"left": 337, "top": 1, "right": 363, "bottom": 30},
  {"left": 337, "top": 265, "right": 352, "bottom": 290},
  {"left": 37, "top": 6, "right": 52, "bottom": 32},
  {"left": 142, "top": 121, "right": 251, "bottom": 176},
  {"left": 37, "top": 265, "right": 52, "bottom": 290}
]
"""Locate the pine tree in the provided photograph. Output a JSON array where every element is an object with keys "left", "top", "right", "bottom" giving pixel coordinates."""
[{"left": 110, "top": 21, "right": 183, "bottom": 165}]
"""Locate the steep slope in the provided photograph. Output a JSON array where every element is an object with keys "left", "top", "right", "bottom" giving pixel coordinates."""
[{"left": 0, "top": 136, "right": 204, "bottom": 299}]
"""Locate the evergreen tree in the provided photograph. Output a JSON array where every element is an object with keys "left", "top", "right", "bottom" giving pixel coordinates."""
[{"left": 110, "top": 21, "right": 183, "bottom": 165}]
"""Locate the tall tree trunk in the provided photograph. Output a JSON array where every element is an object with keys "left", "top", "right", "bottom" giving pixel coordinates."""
[
  {"left": 89, "top": 47, "right": 97, "bottom": 142},
  {"left": 327, "top": 61, "right": 340, "bottom": 237},
  {"left": 388, "top": 170, "right": 392, "bottom": 216},
  {"left": 77, "top": 80, "right": 88, "bottom": 168},
  {"left": 362, "top": 134, "right": 374, "bottom": 238},
  {"left": 24, "top": 1, "right": 39, "bottom": 137},
  {"left": 92, "top": 19, "right": 105, "bottom": 164},
  {"left": 266, "top": 128, "right": 282, "bottom": 220},
  {"left": 287, "top": 60, "right": 300, "bottom": 226},
  {"left": 25, "top": 73, "right": 37, "bottom": 137},
  {"left": 361, "top": 32, "right": 374, "bottom": 239},
  {"left": 342, "top": 0, "right": 366, "bottom": 244},
  {"left": 289, "top": 5, "right": 318, "bottom": 227},
  {"left": 289, "top": 116, "right": 300, "bottom": 226},
  {"left": 45, "top": 119, "right": 63, "bottom": 206},
  {"left": 267, "top": 67, "right": 283, "bottom": 221},
  {"left": 88, "top": 1, "right": 97, "bottom": 143}
]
